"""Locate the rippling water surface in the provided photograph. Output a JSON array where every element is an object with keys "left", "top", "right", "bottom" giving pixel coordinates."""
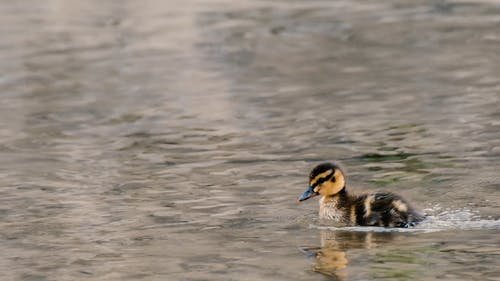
[{"left": 0, "top": 0, "right": 499, "bottom": 280}]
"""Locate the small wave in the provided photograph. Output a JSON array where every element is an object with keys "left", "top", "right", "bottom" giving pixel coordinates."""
[{"left": 310, "top": 206, "right": 500, "bottom": 233}]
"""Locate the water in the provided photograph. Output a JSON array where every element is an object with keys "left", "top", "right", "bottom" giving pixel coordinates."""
[{"left": 0, "top": 0, "right": 499, "bottom": 280}]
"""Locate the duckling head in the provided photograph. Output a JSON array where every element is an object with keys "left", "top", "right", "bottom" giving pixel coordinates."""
[{"left": 298, "top": 162, "right": 346, "bottom": 202}]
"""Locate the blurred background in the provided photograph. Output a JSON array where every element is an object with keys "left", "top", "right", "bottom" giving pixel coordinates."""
[{"left": 0, "top": 0, "right": 499, "bottom": 280}]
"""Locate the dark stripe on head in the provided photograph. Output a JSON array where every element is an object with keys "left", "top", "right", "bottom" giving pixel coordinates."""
[{"left": 310, "top": 172, "right": 335, "bottom": 189}]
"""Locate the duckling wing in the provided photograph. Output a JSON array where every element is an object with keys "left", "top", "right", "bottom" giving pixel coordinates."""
[
  {"left": 367, "top": 192, "right": 423, "bottom": 227},
  {"left": 354, "top": 192, "right": 396, "bottom": 226}
]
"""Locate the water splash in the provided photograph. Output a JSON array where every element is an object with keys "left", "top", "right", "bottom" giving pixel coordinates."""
[{"left": 417, "top": 205, "right": 500, "bottom": 231}]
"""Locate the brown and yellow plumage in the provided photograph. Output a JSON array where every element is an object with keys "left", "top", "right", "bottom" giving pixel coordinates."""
[{"left": 298, "top": 162, "right": 425, "bottom": 228}]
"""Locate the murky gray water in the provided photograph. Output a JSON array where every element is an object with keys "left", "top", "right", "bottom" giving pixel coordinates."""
[{"left": 0, "top": 0, "right": 499, "bottom": 280}]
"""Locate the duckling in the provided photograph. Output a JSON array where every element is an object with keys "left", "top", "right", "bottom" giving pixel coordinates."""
[{"left": 298, "top": 162, "right": 425, "bottom": 228}]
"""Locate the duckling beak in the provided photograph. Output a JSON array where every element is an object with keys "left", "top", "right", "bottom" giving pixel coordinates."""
[{"left": 298, "top": 186, "right": 318, "bottom": 202}]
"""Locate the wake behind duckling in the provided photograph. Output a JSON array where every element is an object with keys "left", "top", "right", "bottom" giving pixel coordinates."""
[{"left": 310, "top": 206, "right": 500, "bottom": 233}]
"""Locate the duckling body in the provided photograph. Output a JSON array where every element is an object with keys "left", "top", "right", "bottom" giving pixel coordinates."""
[{"left": 299, "top": 162, "right": 425, "bottom": 228}]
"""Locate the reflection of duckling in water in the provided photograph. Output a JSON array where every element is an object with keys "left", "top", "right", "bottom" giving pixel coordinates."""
[
  {"left": 299, "top": 162, "right": 425, "bottom": 227},
  {"left": 302, "top": 230, "right": 395, "bottom": 279},
  {"left": 313, "top": 231, "right": 349, "bottom": 278}
]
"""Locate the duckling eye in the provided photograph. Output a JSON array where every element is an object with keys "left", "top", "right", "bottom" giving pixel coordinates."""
[{"left": 312, "top": 173, "right": 335, "bottom": 188}]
